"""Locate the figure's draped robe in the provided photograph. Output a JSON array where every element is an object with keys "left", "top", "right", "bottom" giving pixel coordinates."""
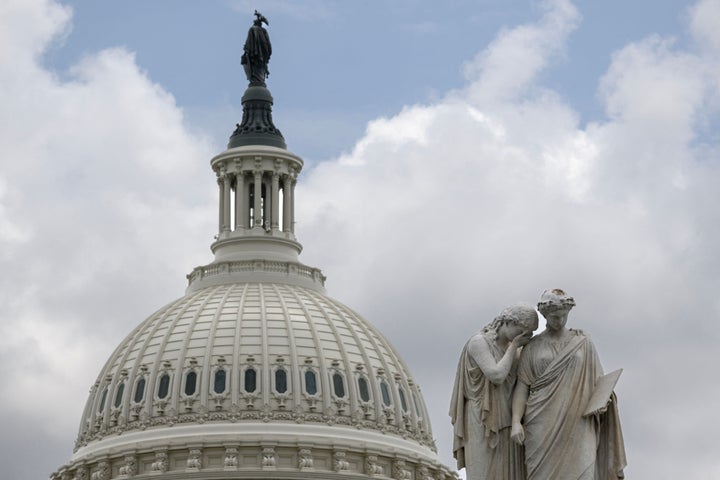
[
  {"left": 450, "top": 335, "right": 525, "bottom": 480},
  {"left": 517, "top": 331, "right": 627, "bottom": 480}
]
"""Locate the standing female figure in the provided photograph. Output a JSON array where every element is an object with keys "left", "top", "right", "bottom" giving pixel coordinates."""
[
  {"left": 450, "top": 304, "right": 538, "bottom": 480},
  {"left": 511, "top": 289, "right": 627, "bottom": 479}
]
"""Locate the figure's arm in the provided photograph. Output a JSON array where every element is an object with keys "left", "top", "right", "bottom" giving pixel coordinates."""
[
  {"left": 511, "top": 381, "right": 529, "bottom": 444},
  {"left": 467, "top": 335, "right": 522, "bottom": 385}
]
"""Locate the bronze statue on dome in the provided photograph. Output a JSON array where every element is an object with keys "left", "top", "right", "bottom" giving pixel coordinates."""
[{"left": 242, "top": 10, "right": 272, "bottom": 86}]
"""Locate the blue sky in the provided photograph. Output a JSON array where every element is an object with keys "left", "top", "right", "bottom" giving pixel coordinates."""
[
  {"left": 2, "top": 1, "right": 720, "bottom": 479},
  {"left": 43, "top": 0, "right": 694, "bottom": 160}
]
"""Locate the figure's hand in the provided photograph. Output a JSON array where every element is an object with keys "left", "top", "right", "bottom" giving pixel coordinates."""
[
  {"left": 511, "top": 332, "right": 532, "bottom": 348},
  {"left": 511, "top": 422, "right": 525, "bottom": 445}
]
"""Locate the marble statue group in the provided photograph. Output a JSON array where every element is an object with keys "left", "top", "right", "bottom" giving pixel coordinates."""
[{"left": 450, "top": 289, "right": 627, "bottom": 479}]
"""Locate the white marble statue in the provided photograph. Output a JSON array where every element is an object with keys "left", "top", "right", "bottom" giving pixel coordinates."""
[
  {"left": 511, "top": 289, "right": 627, "bottom": 479},
  {"left": 450, "top": 304, "right": 538, "bottom": 480}
]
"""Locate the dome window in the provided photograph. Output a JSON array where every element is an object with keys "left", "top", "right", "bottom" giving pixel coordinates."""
[
  {"left": 185, "top": 371, "right": 198, "bottom": 396},
  {"left": 332, "top": 372, "right": 346, "bottom": 398},
  {"left": 275, "top": 368, "right": 288, "bottom": 394},
  {"left": 98, "top": 387, "right": 108, "bottom": 412},
  {"left": 244, "top": 368, "right": 257, "bottom": 393},
  {"left": 305, "top": 370, "right": 318, "bottom": 395},
  {"left": 133, "top": 378, "right": 146, "bottom": 403},
  {"left": 358, "top": 376, "right": 371, "bottom": 402},
  {"left": 214, "top": 369, "right": 227, "bottom": 394},
  {"left": 157, "top": 374, "right": 170, "bottom": 399},
  {"left": 114, "top": 383, "right": 125, "bottom": 408},
  {"left": 380, "top": 381, "right": 392, "bottom": 407},
  {"left": 398, "top": 386, "right": 408, "bottom": 412},
  {"left": 412, "top": 391, "right": 422, "bottom": 416}
]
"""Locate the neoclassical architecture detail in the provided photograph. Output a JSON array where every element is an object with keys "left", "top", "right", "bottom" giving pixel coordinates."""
[{"left": 51, "top": 11, "right": 455, "bottom": 480}]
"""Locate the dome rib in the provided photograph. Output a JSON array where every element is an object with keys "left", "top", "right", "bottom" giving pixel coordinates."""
[
  {"left": 198, "top": 285, "right": 234, "bottom": 408},
  {"left": 268, "top": 283, "right": 302, "bottom": 406},
  {"left": 230, "top": 283, "right": 250, "bottom": 407}
]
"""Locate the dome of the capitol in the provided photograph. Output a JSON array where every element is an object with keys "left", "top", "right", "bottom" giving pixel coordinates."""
[{"left": 52, "top": 12, "right": 455, "bottom": 480}]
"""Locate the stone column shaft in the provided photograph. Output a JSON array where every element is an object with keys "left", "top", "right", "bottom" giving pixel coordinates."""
[
  {"left": 235, "top": 172, "right": 245, "bottom": 229},
  {"left": 282, "top": 175, "right": 291, "bottom": 232},
  {"left": 254, "top": 171, "right": 262, "bottom": 227},
  {"left": 223, "top": 174, "right": 232, "bottom": 232},
  {"left": 271, "top": 173, "right": 280, "bottom": 229},
  {"left": 217, "top": 176, "right": 225, "bottom": 234}
]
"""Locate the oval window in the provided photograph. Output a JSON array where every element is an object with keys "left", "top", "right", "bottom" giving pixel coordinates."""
[
  {"left": 398, "top": 386, "right": 408, "bottom": 412},
  {"left": 158, "top": 374, "right": 170, "bottom": 399},
  {"left": 244, "top": 368, "right": 257, "bottom": 393},
  {"left": 380, "top": 381, "right": 391, "bottom": 407},
  {"left": 275, "top": 369, "right": 287, "bottom": 394},
  {"left": 332, "top": 373, "right": 345, "bottom": 398},
  {"left": 214, "top": 369, "right": 226, "bottom": 394},
  {"left": 114, "top": 383, "right": 125, "bottom": 408},
  {"left": 134, "top": 378, "right": 146, "bottom": 403},
  {"left": 98, "top": 387, "right": 108, "bottom": 412},
  {"left": 305, "top": 370, "right": 317, "bottom": 395},
  {"left": 358, "top": 376, "right": 370, "bottom": 402},
  {"left": 184, "top": 371, "right": 197, "bottom": 396}
]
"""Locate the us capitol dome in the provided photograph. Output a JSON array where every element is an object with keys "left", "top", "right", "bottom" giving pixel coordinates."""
[{"left": 52, "top": 12, "right": 455, "bottom": 480}]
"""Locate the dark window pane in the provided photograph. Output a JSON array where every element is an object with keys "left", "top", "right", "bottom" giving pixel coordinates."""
[
  {"left": 275, "top": 369, "right": 287, "bottom": 394},
  {"left": 380, "top": 381, "right": 391, "bottom": 406},
  {"left": 358, "top": 377, "right": 370, "bottom": 402},
  {"left": 98, "top": 388, "right": 108, "bottom": 412},
  {"left": 244, "top": 368, "right": 257, "bottom": 393},
  {"left": 134, "top": 378, "right": 145, "bottom": 403},
  {"left": 214, "top": 369, "right": 226, "bottom": 394},
  {"left": 158, "top": 374, "right": 170, "bottom": 399},
  {"left": 185, "top": 371, "right": 197, "bottom": 396},
  {"left": 398, "top": 387, "right": 408, "bottom": 412},
  {"left": 305, "top": 370, "right": 317, "bottom": 395},
  {"left": 333, "top": 373, "right": 345, "bottom": 398},
  {"left": 114, "top": 383, "right": 125, "bottom": 408}
]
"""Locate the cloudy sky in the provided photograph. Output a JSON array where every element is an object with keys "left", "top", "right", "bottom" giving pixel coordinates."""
[{"left": 1, "top": 0, "right": 719, "bottom": 478}]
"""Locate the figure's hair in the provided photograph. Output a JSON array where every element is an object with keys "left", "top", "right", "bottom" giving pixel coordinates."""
[
  {"left": 482, "top": 304, "right": 539, "bottom": 335},
  {"left": 537, "top": 288, "right": 576, "bottom": 314}
]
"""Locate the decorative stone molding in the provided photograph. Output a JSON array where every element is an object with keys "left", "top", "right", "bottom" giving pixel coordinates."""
[
  {"left": 366, "top": 455, "right": 384, "bottom": 476},
  {"left": 90, "top": 461, "right": 109, "bottom": 480},
  {"left": 73, "top": 466, "right": 88, "bottom": 480},
  {"left": 223, "top": 447, "right": 238, "bottom": 470},
  {"left": 186, "top": 448, "right": 202, "bottom": 471},
  {"left": 150, "top": 451, "right": 167, "bottom": 474},
  {"left": 334, "top": 451, "right": 350, "bottom": 472},
  {"left": 187, "top": 259, "right": 326, "bottom": 290},
  {"left": 298, "top": 448, "right": 314, "bottom": 470},
  {"left": 393, "top": 459, "right": 412, "bottom": 480},
  {"left": 118, "top": 455, "right": 137, "bottom": 477},
  {"left": 262, "top": 447, "right": 276, "bottom": 469}
]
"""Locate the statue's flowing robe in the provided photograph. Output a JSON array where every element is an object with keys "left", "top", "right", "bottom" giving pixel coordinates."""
[
  {"left": 450, "top": 334, "right": 525, "bottom": 479},
  {"left": 517, "top": 331, "right": 627, "bottom": 479},
  {"left": 243, "top": 25, "right": 271, "bottom": 83}
]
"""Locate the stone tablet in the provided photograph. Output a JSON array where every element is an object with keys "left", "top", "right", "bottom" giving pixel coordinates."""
[{"left": 583, "top": 368, "right": 622, "bottom": 417}]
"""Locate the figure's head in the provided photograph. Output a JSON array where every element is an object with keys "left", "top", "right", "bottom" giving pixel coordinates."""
[
  {"left": 537, "top": 289, "right": 575, "bottom": 331},
  {"left": 485, "top": 304, "right": 539, "bottom": 340}
]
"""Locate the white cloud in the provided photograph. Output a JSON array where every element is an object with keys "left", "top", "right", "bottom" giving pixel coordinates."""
[
  {"left": 3, "top": 0, "right": 720, "bottom": 479},
  {"left": 296, "top": 1, "right": 720, "bottom": 478},
  {"left": 0, "top": 0, "right": 215, "bottom": 460}
]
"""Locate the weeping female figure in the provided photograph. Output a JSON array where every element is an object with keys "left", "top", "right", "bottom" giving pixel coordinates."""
[
  {"left": 511, "top": 289, "right": 627, "bottom": 479},
  {"left": 450, "top": 304, "right": 538, "bottom": 480}
]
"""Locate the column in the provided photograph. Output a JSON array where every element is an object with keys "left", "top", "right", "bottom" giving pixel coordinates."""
[
  {"left": 223, "top": 174, "right": 232, "bottom": 232},
  {"left": 217, "top": 174, "right": 225, "bottom": 234},
  {"left": 235, "top": 172, "right": 245, "bottom": 229},
  {"left": 271, "top": 173, "right": 280, "bottom": 230},
  {"left": 289, "top": 173, "right": 297, "bottom": 234},
  {"left": 253, "top": 170, "right": 262, "bottom": 227},
  {"left": 282, "top": 174, "right": 291, "bottom": 233}
]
